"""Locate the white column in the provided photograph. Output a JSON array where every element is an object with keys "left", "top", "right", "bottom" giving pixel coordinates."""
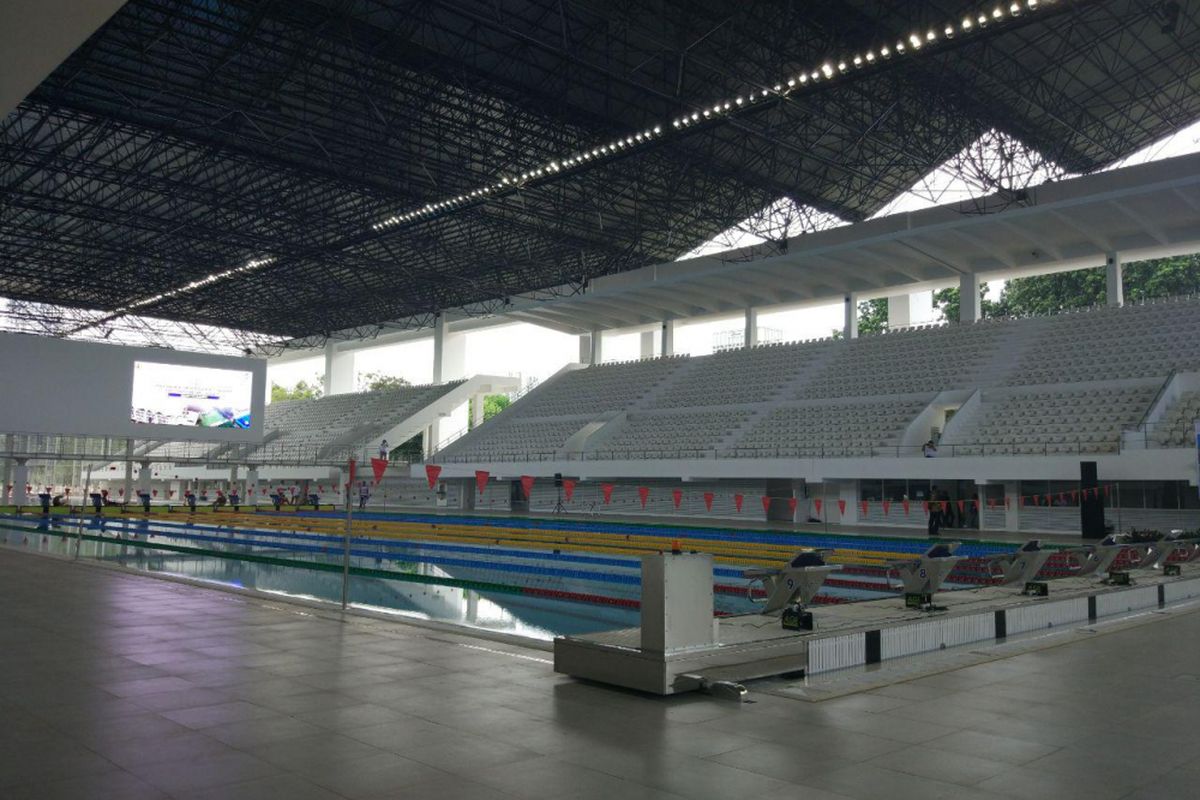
[
  {"left": 1106, "top": 252, "right": 1123, "bottom": 307},
  {"left": 887, "top": 294, "right": 913, "bottom": 328},
  {"left": 590, "top": 328, "right": 604, "bottom": 364},
  {"left": 137, "top": 461, "right": 151, "bottom": 496},
  {"left": 837, "top": 480, "right": 859, "bottom": 524},
  {"left": 744, "top": 308, "right": 758, "bottom": 348},
  {"left": 639, "top": 330, "right": 655, "bottom": 359},
  {"left": 12, "top": 460, "right": 28, "bottom": 506},
  {"left": 323, "top": 341, "right": 355, "bottom": 395},
  {"left": 245, "top": 468, "right": 258, "bottom": 501},
  {"left": 122, "top": 450, "right": 133, "bottom": 502},
  {"left": 959, "top": 273, "right": 981, "bottom": 323},
  {"left": 472, "top": 394, "right": 486, "bottom": 427},
  {"left": 578, "top": 333, "right": 593, "bottom": 364},
  {"left": 660, "top": 319, "right": 675, "bottom": 356},
  {"left": 432, "top": 314, "right": 466, "bottom": 384},
  {"left": 843, "top": 294, "right": 858, "bottom": 339},
  {"left": 1003, "top": 480, "right": 1020, "bottom": 532}
]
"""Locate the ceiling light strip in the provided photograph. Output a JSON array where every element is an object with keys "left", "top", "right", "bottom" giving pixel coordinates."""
[{"left": 371, "top": 0, "right": 1054, "bottom": 232}]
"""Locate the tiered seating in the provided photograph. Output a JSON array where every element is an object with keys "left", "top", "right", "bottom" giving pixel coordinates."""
[
  {"left": 438, "top": 417, "right": 589, "bottom": 461},
  {"left": 798, "top": 320, "right": 1010, "bottom": 399},
  {"left": 596, "top": 410, "right": 752, "bottom": 457},
  {"left": 735, "top": 399, "right": 930, "bottom": 457},
  {"left": 512, "top": 358, "right": 686, "bottom": 417},
  {"left": 1150, "top": 391, "right": 1200, "bottom": 447},
  {"left": 440, "top": 296, "right": 1200, "bottom": 463},
  {"left": 250, "top": 382, "right": 462, "bottom": 461},
  {"left": 1006, "top": 297, "right": 1200, "bottom": 385},
  {"left": 949, "top": 385, "right": 1156, "bottom": 455},
  {"left": 654, "top": 340, "right": 832, "bottom": 408}
]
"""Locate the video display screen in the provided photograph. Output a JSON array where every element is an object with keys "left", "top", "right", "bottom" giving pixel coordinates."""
[{"left": 130, "top": 361, "right": 253, "bottom": 428}]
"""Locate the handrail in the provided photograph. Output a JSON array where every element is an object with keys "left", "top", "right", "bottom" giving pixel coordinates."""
[{"left": 1137, "top": 368, "right": 1176, "bottom": 429}]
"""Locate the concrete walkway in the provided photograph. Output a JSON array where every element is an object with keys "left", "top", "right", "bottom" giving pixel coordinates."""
[{"left": 0, "top": 547, "right": 1193, "bottom": 800}]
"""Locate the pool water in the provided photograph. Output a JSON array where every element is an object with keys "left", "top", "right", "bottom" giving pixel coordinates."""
[{"left": 0, "top": 512, "right": 1016, "bottom": 641}]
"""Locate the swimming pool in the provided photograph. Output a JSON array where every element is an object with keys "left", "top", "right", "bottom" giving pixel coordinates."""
[{"left": 0, "top": 511, "right": 1020, "bottom": 641}]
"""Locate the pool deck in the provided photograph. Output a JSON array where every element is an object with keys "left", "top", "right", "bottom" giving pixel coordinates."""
[{"left": 3, "top": 544, "right": 1200, "bottom": 800}]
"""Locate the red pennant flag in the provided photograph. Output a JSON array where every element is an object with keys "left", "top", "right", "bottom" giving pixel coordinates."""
[
  {"left": 882, "top": 500, "right": 891, "bottom": 516},
  {"left": 168, "top": 490, "right": 174, "bottom": 498},
  {"left": 370, "top": 458, "right": 389, "bottom": 485},
  {"left": 902, "top": 499, "right": 910, "bottom": 515},
  {"left": 672, "top": 489, "right": 683, "bottom": 509},
  {"left": 837, "top": 499, "right": 847, "bottom": 516},
  {"left": 151, "top": 489, "right": 157, "bottom": 497},
  {"left": 118, "top": 488, "right": 124, "bottom": 497},
  {"left": 957, "top": 499, "right": 965, "bottom": 514},
  {"left": 860, "top": 500, "right": 868, "bottom": 516},
  {"left": 475, "top": 470, "right": 489, "bottom": 494},
  {"left": 1004, "top": 496, "right": 1011, "bottom": 510},
  {"left": 788, "top": 497, "right": 798, "bottom": 515},
  {"left": 1071, "top": 490, "right": 1078, "bottom": 503},
  {"left": 703, "top": 491, "right": 714, "bottom": 511},
  {"left": 1019, "top": 495, "right": 1026, "bottom": 507},
  {"left": 1104, "top": 485, "right": 1110, "bottom": 498},
  {"left": 1057, "top": 492, "right": 1065, "bottom": 505},
  {"left": 347, "top": 458, "right": 357, "bottom": 488},
  {"left": 922, "top": 500, "right": 929, "bottom": 514},
  {"left": 637, "top": 486, "right": 649, "bottom": 507},
  {"left": 563, "top": 478, "right": 576, "bottom": 502},
  {"left": 64, "top": 487, "right": 71, "bottom": 495},
  {"left": 423, "top": 463, "right": 440, "bottom": 489},
  {"left": 761, "top": 495, "right": 771, "bottom": 514},
  {"left": 602, "top": 483, "right": 615, "bottom": 504},
  {"left": 520, "top": 475, "right": 535, "bottom": 499},
  {"left": 814, "top": 498, "right": 823, "bottom": 515},
  {"left": 734, "top": 493, "right": 744, "bottom": 512}
]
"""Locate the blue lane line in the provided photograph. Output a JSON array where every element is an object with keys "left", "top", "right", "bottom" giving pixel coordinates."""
[
  {"left": 252, "top": 509, "right": 1011, "bottom": 557},
  {"left": 2, "top": 517, "right": 644, "bottom": 587},
  {"left": 0, "top": 513, "right": 645, "bottom": 570}
]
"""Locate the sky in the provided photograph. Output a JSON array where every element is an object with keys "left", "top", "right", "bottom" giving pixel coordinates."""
[{"left": 264, "top": 118, "right": 1200, "bottom": 398}]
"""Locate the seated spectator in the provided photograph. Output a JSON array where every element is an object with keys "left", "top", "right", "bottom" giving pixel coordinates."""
[{"left": 922, "top": 440, "right": 938, "bottom": 458}]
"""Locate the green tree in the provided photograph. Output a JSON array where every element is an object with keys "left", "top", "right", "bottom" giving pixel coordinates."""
[
  {"left": 270, "top": 376, "right": 323, "bottom": 402},
  {"left": 358, "top": 371, "right": 410, "bottom": 392},
  {"left": 856, "top": 298, "right": 888, "bottom": 335},
  {"left": 932, "top": 281, "right": 1001, "bottom": 322},
  {"left": 468, "top": 394, "right": 512, "bottom": 429}
]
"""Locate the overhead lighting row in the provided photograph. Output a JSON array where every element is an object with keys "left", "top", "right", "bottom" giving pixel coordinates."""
[
  {"left": 369, "top": 0, "right": 1052, "bottom": 231},
  {"left": 372, "top": 124, "right": 665, "bottom": 230},
  {"left": 110, "top": 257, "right": 277, "bottom": 317}
]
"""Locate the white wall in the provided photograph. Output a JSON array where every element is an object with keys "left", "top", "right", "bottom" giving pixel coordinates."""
[{"left": 0, "top": 332, "right": 266, "bottom": 441}]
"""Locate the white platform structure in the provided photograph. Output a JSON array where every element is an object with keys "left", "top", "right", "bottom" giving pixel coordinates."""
[{"left": 554, "top": 552, "right": 1200, "bottom": 695}]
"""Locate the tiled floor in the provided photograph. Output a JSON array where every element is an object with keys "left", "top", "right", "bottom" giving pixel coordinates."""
[{"left": 2, "top": 547, "right": 1197, "bottom": 800}]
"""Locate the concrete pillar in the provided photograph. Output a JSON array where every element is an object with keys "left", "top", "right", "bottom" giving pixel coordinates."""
[
  {"left": 843, "top": 294, "right": 858, "bottom": 339},
  {"left": 323, "top": 341, "right": 355, "bottom": 395},
  {"left": 888, "top": 293, "right": 928, "bottom": 329},
  {"left": 137, "top": 461, "right": 151, "bottom": 496},
  {"left": 472, "top": 394, "right": 486, "bottom": 427},
  {"left": 744, "top": 308, "right": 758, "bottom": 349},
  {"left": 432, "top": 313, "right": 466, "bottom": 384},
  {"left": 578, "top": 333, "right": 592, "bottom": 364},
  {"left": 246, "top": 467, "right": 258, "bottom": 500},
  {"left": 590, "top": 329, "right": 604, "bottom": 364},
  {"left": 1003, "top": 480, "right": 1020, "bottom": 532},
  {"left": 123, "top": 452, "right": 133, "bottom": 503},
  {"left": 1106, "top": 252, "right": 1123, "bottom": 307},
  {"left": 959, "top": 272, "right": 981, "bottom": 323},
  {"left": 660, "top": 319, "right": 675, "bottom": 356},
  {"left": 639, "top": 330, "right": 655, "bottom": 359},
  {"left": 12, "top": 460, "right": 28, "bottom": 506}
]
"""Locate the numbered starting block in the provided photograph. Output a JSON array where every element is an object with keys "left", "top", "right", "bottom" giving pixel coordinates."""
[
  {"left": 743, "top": 550, "right": 842, "bottom": 617},
  {"left": 987, "top": 540, "right": 1054, "bottom": 590},
  {"left": 889, "top": 542, "right": 964, "bottom": 611}
]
